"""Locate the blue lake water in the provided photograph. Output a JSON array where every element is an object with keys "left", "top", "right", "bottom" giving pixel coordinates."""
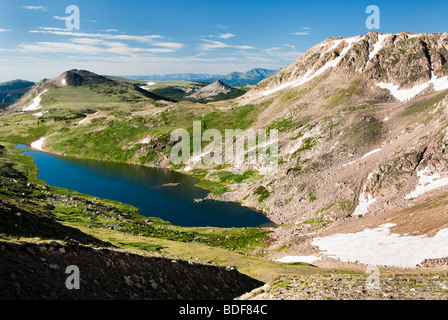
[{"left": 16, "top": 144, "right": 272, "bottom": 228}]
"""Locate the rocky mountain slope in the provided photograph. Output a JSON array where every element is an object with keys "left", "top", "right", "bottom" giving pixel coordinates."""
[
  {"left": 0, "top": 240, "right": 262, "bottom": 300},
  {"left": 213, "top": 31, "right": 448, "bottom": 268}
]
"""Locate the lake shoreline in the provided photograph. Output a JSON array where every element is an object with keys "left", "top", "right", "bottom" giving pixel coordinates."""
[{"left": 20, "top": 142, "right": 273, "bottom": 229}]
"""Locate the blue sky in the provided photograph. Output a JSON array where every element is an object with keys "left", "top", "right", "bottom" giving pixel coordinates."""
[{"left": 0, "top": 0, "right": 447, "bottom": 81}]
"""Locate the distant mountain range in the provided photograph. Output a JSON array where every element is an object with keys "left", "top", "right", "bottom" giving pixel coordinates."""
[
  {"left": 0, "top": 80, "right": 35, "bottom": 108},
  {"left": 205, "top": 68, "right": 281, "bottom": 86},
  {"left": 126, "top": 68, "right": 281, "bottom": 86}
]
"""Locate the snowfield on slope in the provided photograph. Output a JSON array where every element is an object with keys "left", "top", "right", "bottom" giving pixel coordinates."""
[
  {"left": 274, "top": 255, "right": 321, "bottom": 264},
  {"left": 22, "top": 89, "right": 48, "bottom": 111},
  {"left": 405, "top": 167, "right": 448, "bottom": 200},
  {"left": 312, "top": 223, "right": 448, "bottom": 268},
  {"left": 377, "top": 75, "right": 448, "bottom": 102},
  {"left": 260, "top": 36, "right": 364, "bottom": 96},
  {"left": 30, "top": 136, "right": 48, "bottom": 151}
]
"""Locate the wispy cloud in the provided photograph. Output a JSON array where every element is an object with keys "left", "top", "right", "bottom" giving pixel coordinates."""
[
  {"left": 17, "top": 40, "right": 176, "bottom": 56},
  {"left": 206, "top": 33, "right": 235, "bottom": 39},
  {"left": 22, "top": 5, "right": 48, "bottom": 11},
  {"left": 29, "top": 29, "right": 183, "bottom": 49},
  {"left": 218, "top": 33, "right": 235, "bottom": 39},
  {"left": 53, "top": 16, "right": 68, "bottom": 21},
  {"left": 292, "top": 32, "right": 310, "bottom": 36},
  {"left": 213, "top": 24, "right": 229, "bottom": 30},
  {"left": 293, "top": 27, "right": 313, "bottom": 36},
  {"left": 198, "top": 39, "right": 253, "bottom": 51},
  {"left": 0, "top": 29, "right": 11, "bottom": 32}
]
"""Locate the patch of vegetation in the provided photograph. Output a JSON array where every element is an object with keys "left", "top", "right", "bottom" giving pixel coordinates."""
[
  {"left": 400, "top": 91, "right": 447, "bottom": 117},
  {"left": 344, "top": 116, "right": 383, "bottom": 147},
  {"left": 195, "top": 180, "right": 230, "bottom": 195},
  {"left": 190, "top": 168, "right": 208, "bottom": 178},
  {"left": 201, "top": 104, "right": 258, "bottom": 131},
  {"left": 267, "top": 116, "right": 309, "bottom": 132},
  {"left": 254, "top": 185, "right": 271, "bottom": 202},
  {"left": 50, "top": 119, "right": 154, "bottom": 162},
  {"left": 298, "top": 216, "right": 330, "bottom": 231},
  {"left": 323, "top": 80, "right": 361, "bottom": 109},
  {"left": 293, "top": 136, "right": 320, "bottom": 155},
  {"left": 214, "top": 170, "right": 258, "bottom": 184}
]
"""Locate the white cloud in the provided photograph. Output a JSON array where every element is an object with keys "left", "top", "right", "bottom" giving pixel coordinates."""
[
  {"left": 292, "top": 32, "right": 310, "bottom": 36},
  {"left": 37, "top": 27, "right": 67, "bottom": 31},
  {"left": 22, "top": 5, "right": 48, "bottom": 11},
  {"left": 218, "top": 33, "right": 235, "bottom": 39},
  {"left": 16, "top": 38, "right": 176, "bottom": 56},
  {"left": 18, "top": 42, "right": 104, "bottom": 55},
  {"left": 0, "top": 29, "right": 11, "bottom": 32},
  {"left": 29, "top": 29, "right": 183, "bottom": 49},
  {"left": 293, "top": 27, "right": 312, "bottom": 36},
  {"left": 151, "top": 41, "right": 184, "bottom": 49},
  {"left": 199, "top": 39, "right": 254, "bottom": 51},
  {"left": 53, "top": 16, "right": 68, "bottom": 21}
]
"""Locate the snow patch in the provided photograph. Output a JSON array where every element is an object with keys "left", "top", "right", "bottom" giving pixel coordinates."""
[
  {"left": 431, "top": 76, "right": 448, "bottom": 91},
  {"left": 376, "top": 75, "right": 448, "bottom": 102},
  {"left": 376, "top": 82, "right": 429, "bottom": 102},
  {"left": 369, "top": 34, "right": 390, "bottom": 61},
  {"left": 274, "top": 255, "right": 321, "bottom": 264},
  {"left": 33, "top": 111, "right": 47, "bottom": 117},
  {"left": 136, "top": 137, "right": 151, "bottom": 144},
  {"left": 61, "top": 78, "right": 67, "bottom": 86},
  {"left": 404, "top": 167, "right": 448, "bottom": 200},
  {"left": 326, "top": 39, "right": 343, "bottom": 53},
  {"left": 361, "top": 148, "right": 382, "bottom": 159},
  {"left": 312, "top": 223, "right": 448, "bottom": 268},
  {"left": 353, "top": 192, "right": 376, "bottom": 217},
  {"left": 351, "top": 172, "right": 376, "bottom": 217},
  {"left": 30, "top": 136, "right": 48, "bottom": 151},
  {"left": 140, "top": 82, "right": 156, "bottom": 90},
  {"left": 22, "top": 89, "right": 48, "bottom": 111},
  {"left": 342, "top": 148, "right": 381, "bottom": 167},
  {"left": 260, "top": 36, "right": 363, "bottom": 96}
]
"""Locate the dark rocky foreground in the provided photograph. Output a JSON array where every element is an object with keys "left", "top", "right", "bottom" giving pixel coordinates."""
[{"left": 0, "top": 240, "right": 263, "bottom": 300}]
